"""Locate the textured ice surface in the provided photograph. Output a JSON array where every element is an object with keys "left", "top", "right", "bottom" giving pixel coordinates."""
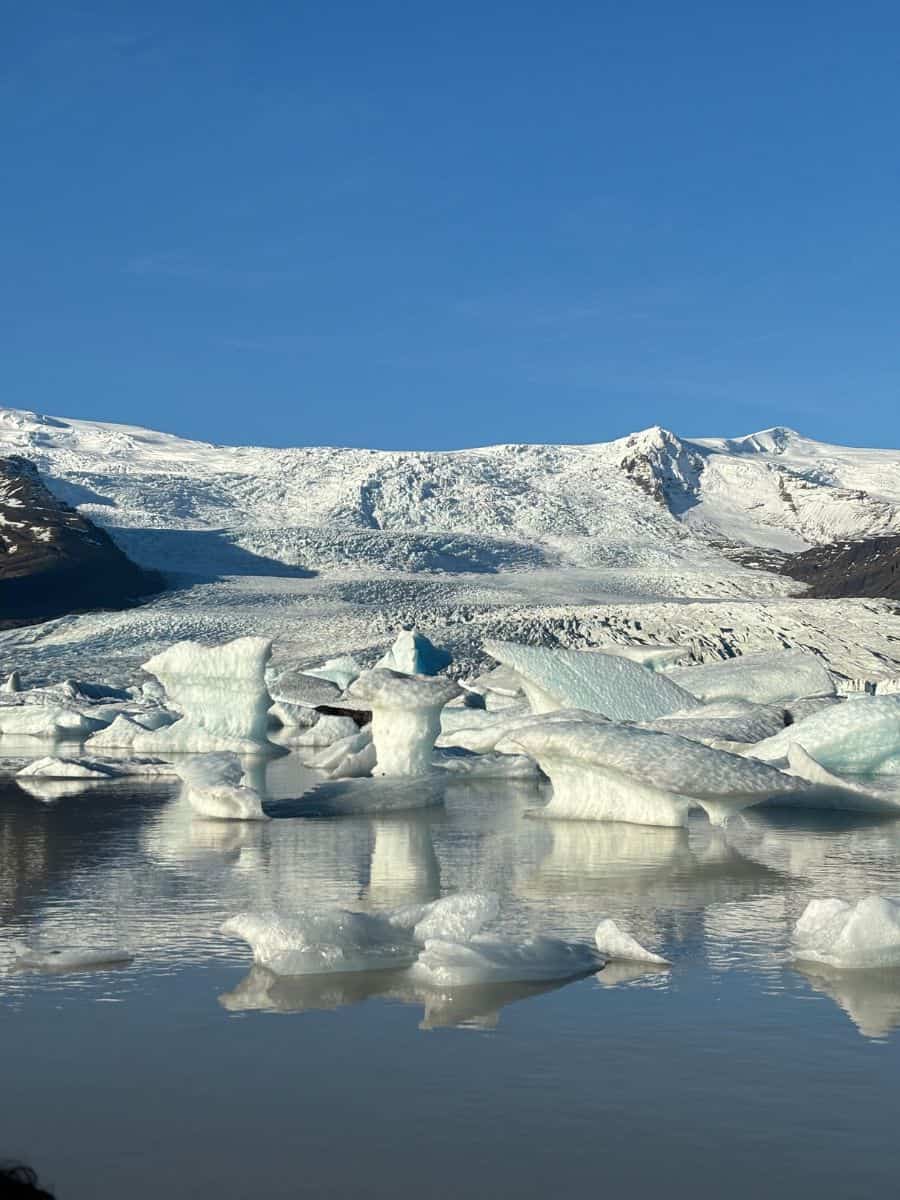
[
  {"left": 0, "top": 704, "right": 98, "bottom": 739},
  {"left": 17, "top": 755, "right": 176, "bottom": 779},
  {"left": 344, "top": 669, "right": 461, "bottom": 776},
  {"left": 485, "top": 640, "right": 698, "bottom": 721},
  {"left": 222, "top": 892, "right": 497, "bottom": 976},
  {"left": 791, "top": 896, "right": 900, "bottom": 969},
  {"left": 177, "top": 753, "right": 268, "bottom": 821},
  {"left": 11, "top": 941, "right": 134, "bottom": 972},
  {"left": 288, "top": 714, "right": 360, "bottom": 747},
  {"left": 749, "top": 695, "right": 900, "bottom": 772},
  {"left": 782, "top": 745, "right": 900, "bottom": 814},
  {"left": 502, "top": 721, "right": 814, "bottom": 827},
  {"left": 410, "top": 935, "right": 604, "bottom": 986},
  {"left": 304, "top": 728, "right": 377, "bottom": 779},
  {"left": 598, "top": 644, "right": 689, "bottom": 671},
  {"left": 125, "top": 636, "right": 274, "bottom": 753},
  {"left": 644, "top": 699, "right": 787, "bottom": 745},
  {"left": 667, "top": 650, "right": 835, "bottom": 704},
  {"left": 375, "top": 629, "right": 452, "bottom": 676},
  {"left": 438, "top": 707, "right": 605, "bottom": 754}
]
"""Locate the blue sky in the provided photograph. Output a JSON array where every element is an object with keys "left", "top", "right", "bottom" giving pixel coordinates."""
[{"left": 4, "top": 1, "right": 900, "bottom": 449}]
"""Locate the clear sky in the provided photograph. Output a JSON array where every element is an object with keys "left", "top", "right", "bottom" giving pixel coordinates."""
[{"left": 4, "top": 1, "right": 900, "bottom": 450}]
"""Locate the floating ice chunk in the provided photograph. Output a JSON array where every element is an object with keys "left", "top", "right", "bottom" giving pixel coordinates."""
[
  {"left": 177, "top": 753, "right": 268, "bottom": 821},
  {"left": 0, "top": 704, "right": 98, "bottom": 739},
  {"left": 342, "top": 669, "right": 461, "bottom": 776},
  {"left": 269, "top": 669, "right": 342, "bottom": 711},
  {"left": 17, "top": 755, "right": 176, "bottom": 779},
  {"left": 376, "top": 629, "right": 451, "bottom": 676},
  {"left": 592, "top": 918, "right": 669, "bottom": 964},
  {"left": 289, "top": 713, "right": 360, "bottom": 748},
  {"left": 11, "top": 941, "right": 134, "bottom": 972},
  {"left": 410, "top": 935, "right": 604, "bottom": 986},
  {"left": 2, "top": 670, "right": 21, "bottom": 693},
  {"left": 484, "top": 640, "right": 698, "bottom": 721},
  {"left": 269, "top": 701, "right": 319, "bottom": 730},
  {"left": 791, "top": 896, "right": 900, "bottom": 969},
  {"left": 501, "top": 721, "right": 813, "bottom": 827},
  {"left": 280, "top": 774, "right": 446, "bottom": 817},
  {"left": 435, "top": 750, "right": 541, "bottom": 780},
  {"left": 667, "top": 650, "right": 835, "bottom": 705},
  {"left": 125, "top": 636, "right": 275, "bottom": 753},
  {"left": 748, "top": 695, "right": 900, "bottom": 773},
  {"left": 782, "top": 745, "right": 900, "bottom": 814},
  {"left": 644, "top": 699, "right": 787, "bottom": 745},
  {"left": 439, "top": 701, "right": 530, "bottom": 741},
  {"left": 460, "top": 664, "right": 524, "bottom": 699},
  {"left": 16, "top": 778, "right": 99, "bottom": 801},
  {"left": 222, "top": 891, "right": 497, "bottom": 976},
  {"left": 304, "top": 655, "right": 363, "bottom": 691},
  {"left": 438, "top": 707, "right": 604, "bottom": 754}
]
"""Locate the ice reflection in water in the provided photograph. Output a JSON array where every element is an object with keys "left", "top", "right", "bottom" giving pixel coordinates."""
[{"left": 3, "top": 758, "right": 900, "bottom": 1041}]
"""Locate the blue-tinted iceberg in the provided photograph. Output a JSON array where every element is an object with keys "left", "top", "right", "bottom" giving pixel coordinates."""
[
  {"left": 484, "top": 640, "right": 698, "bottom": 721},
  {"left": 749, "top": 695, "right": 900, "bottom": 773},
  {"left": 376, "top": 629, "right": 451, "bottom": 676},
  {"left": 667, "top": 650, "right": 835, "bottom": 705}
]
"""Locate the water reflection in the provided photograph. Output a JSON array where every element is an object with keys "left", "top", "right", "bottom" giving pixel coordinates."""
[{"left": 794, "top": 964, "right": 900, "bottom": 1039}]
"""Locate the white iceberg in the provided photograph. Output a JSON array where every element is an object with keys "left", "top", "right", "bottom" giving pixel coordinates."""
[
  {"left": 410, "top": 918, "right": 667, "bottom": 987},
  {"left": 375, "top": 629, "right": 451, "bottom": 676},
  {"left": 93, "top": 637, "right": 276, "bottom": 754},
  {"left": 596, "top": 644, "right": 688, "bottom": 671},
  {"left": 500, "top": 720, "right": 816, "bottom": 827},
  {"left": 342, "top": 669, "right": 461, "bottom": 776},
  {"left": 289, "top": 713, "right": 361, "bottom": 748},
  {"left": 177, "top": 753, "right": 268, "bottom": 821},
  {"left": 0, "top": 704, "right": 99, "bottom": 739},
  {"left": 783, "top": 745, "right": 900, "bottom": 814},
  {"left": 437, "top": 707, "right": 605, "bottom": 754},
  {"left": 221, "top": 891, "right": 498, "bottom": 976},
  {"left": 748, "top": 695, "right": 900, "bottom": 773},
  {"left": 17, "top": 755, "right": 177, "bottom": 780},
  {"left": 11, "top": 941, "right": 134, "bottom": 972},
  {"left": 667, "top": 649, "right": 835, "bottom": 705},
  {"left": 436, "top": 750, "right": 541, "bottom": 780},
  {"left": 643, "top": 699, "right": 787, "bottom": 746},
  {"left": 2, "top": 670, "right": 21, "bottom": 693},
  {"left": 791, "top": 896, "right": 900, "bottom": 969},
  {"left": 304, "top": 727, "right": 377, "bottom": 779},
  {"left": 484, "top": 639, "right": 698, "bottom": 721}
]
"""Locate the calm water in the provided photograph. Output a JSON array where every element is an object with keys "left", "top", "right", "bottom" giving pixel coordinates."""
[{"left": 2, "top": 754, "right": 900, "bottom": 1199}]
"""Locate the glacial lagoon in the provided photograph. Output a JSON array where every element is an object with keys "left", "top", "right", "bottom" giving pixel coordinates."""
[{"left": 3, "top": 757, "right": 900, "bottom": 1200}]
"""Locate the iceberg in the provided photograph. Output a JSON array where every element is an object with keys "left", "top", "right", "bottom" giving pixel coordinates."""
[
  {"left": 342, "top": 669, "right": 461, "bottom": 776},
  {"left": 177, "top": 753, "right": 268, "bottom": 821},
  {"left": 221, "top": 891, "right": 498, "bottom": 976},
  {"left": 304, "top": 728, "right": 377, "bottom": 779},
  {"left": 0, "top": 704, "right": 99, "bottom": 739},
  {"left": 500, "top": 720, "right": 816, "bottom": 827},
  {"left": 436, "top": 750, "right": 541, "bottom": 780},
  {"left": 17, "top": 755, "right": 176, "bottom": 780},
  {"left": 97, "top": 636, "right": 276, "bottom": 754},
  {"left": 2, "top": 670, "right": 21, "bottom": 693},
  {"left": 375, "top": 629, "right": 452, "bottom": 676},
  {"left": 484, "top": 639, "right": 698, "bottom": 721},
  {"left": 11, "top": 941, "right": 134, "bottom": 972},
  {"left": 782, "top": 745, "right": 900, "bottom": 814},
  {"left": 791, "top": 896, "right": 900, "bottom": 969},
  {"left": 643, "top": 699, "right": 787, "bottom": 746},
  {"left": 596, "top": 644, "right": 688, "bottom": 671},
  {"left": 748, "top": 695, "right": 900, "bottom": 773},
  {"left": 667, "top": 649, "right": 835, "bottom": 705},
  {"left": 304, "top": 655, "right": 363, "bottom": 691},
  {"left": 409, "top": 919, "right": 667, "bottom": 987},
  {"left": 437, "top": 707, "right": 605, "bottom": 755},
  {"left": 288, "top": 713, "right": 361, "bottom": 748}
]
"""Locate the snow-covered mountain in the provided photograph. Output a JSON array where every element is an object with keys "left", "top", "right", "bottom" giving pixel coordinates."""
[{"left": 1, "top": 406, "right": 899, "bottom": 683}]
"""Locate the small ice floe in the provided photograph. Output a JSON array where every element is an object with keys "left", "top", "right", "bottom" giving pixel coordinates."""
[
  {"left": 177, "top": 753, "right": 268, "bottom": 821},
  {"left": 667, "top": 649, "right": 836, "bottom": 705},
  {"left": 498, "top": 720, "right": 811, "bottom": 828},
  {"left": 340, "top": 669, "right": 461, "bottom": 776},
  {"left": 375, "top": 629, "right": 452, "bottom": 676},
  {"left": 483, "top": 639, "right": 699, "bottom": 721},
  {"left": 0, "top": 704, "right": 99, "bottom": 739},
  {"left": 791, "top": 896, "right": 900, "bottom": 970},
  {"left": 747, "top": 695, "right": 900, "bottom": 774},
  {"left": 222, "top": 892, "right": 498, "bottom": 976},
  {"left": 409, "top": 919, "right": 668, "bottom": 987},
  {"left": 17, "top": 755, "right": 176, "bottom": 780},
  {"left": 11, "top": 941, "right": 134, "bottom": 973},
  {"left": 276, "top": 774, "right": 446, "bottom": 818}
]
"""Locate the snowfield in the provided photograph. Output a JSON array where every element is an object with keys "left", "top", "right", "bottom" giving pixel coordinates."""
[{"left": 1, "top": 406, "right": 900, "bottom": 684}]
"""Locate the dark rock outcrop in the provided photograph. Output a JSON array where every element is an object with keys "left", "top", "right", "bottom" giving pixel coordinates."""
[
  {"left": 0, "top": 456, "right": 163, "bottom": 625},
  {"left": 782, "top": 536, "right": 900, "bottom": 600}
]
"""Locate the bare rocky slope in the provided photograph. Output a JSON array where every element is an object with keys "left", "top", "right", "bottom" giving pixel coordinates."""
[{"left": 0, "top": 454, "right": 162, "bottom": 626}]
